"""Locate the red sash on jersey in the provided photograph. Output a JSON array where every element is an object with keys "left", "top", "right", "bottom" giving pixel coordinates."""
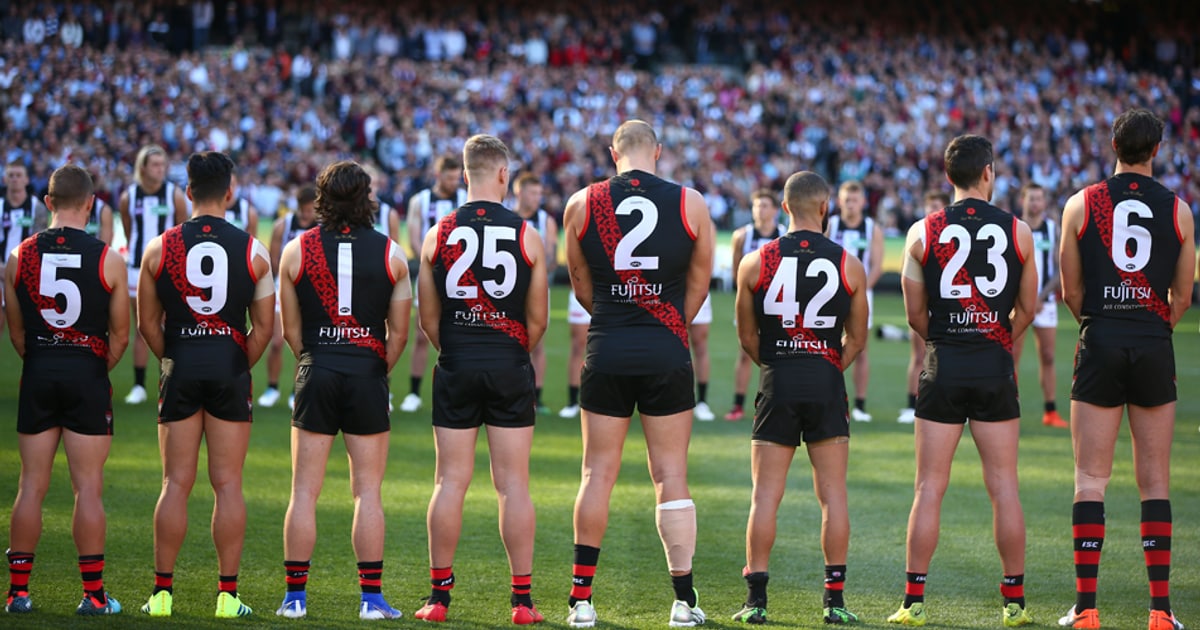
[
  {"left": 1084, "top": 182, "right": 1172, "bottom": 323},
  {"left": 925, "top": 209, "right": 1013, "bottom": 353},
  {"left": 17, "top": 238, "right": 109, "bottom": 360},
  {"left": 299, "top": 229, "right": 387, "bottom": 359},
  {"left": 436, "top": 212, "right": 530, "bottom": 350},
  {"left": 758, "top": 240, "right": 842, "bottom": 369},
  {"left": 161, "top": 227, "right": 248, "bottom": 354},
  {"left": 588, "top": 180, "right": 689, "bottom": 348}
]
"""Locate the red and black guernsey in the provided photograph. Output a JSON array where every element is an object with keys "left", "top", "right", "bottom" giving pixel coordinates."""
[
  {"left": 754, "top": 231, "right": 852, "bottom": 370},
  {"left": 1079, "top": 173, "right": 1181, "bottom": 339},
  {"left": 579, "top": 169, "right": 695, "bottom": 374},
  {"left": 432, "top": 201, "right": 533, "bottom": 371},
  {"left": 155, "top": 215, "right": 256, "bottom": 377},
  {"left": 294, "top": 225, "right": 394, "bottom": 376},
  {"left": 921, "top": 201, "right": 1023, "bottom": 377},
  {"left": 15, "top": 227, "right": 112, "bottom": 369}
]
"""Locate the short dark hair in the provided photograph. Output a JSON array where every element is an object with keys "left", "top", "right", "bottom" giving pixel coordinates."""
[
  {"left": 47, "top": 164, "right": 94, "bottom": 210},
  {"left": 186, "top": 151, "right": 235, "bottom": 204},
  {"left": 434, "top": 155, "right": 462, "bottom": 173},
  {"left": 1020, "top": 182, "right": 1045, "bottom": 199},
  {"left": 783, "top": 171, "right": 831, "bottom": 216},
  {"left": 1112, "top": 108, "right": 1164, "bottom": 166},
  {"left": 944, "top": 135, "right": 993, "bottom": 189},
  {"left": 924, "top": 190, "right": 951, "bottom": 206},
  {"left": 296, "top": 184, "right": 317, "bottom": 206},
  {"left": 315, "top": 161, "right": 377, "bottom": 231},
  {"left": 752, "top": 188, "right": 777, "bottom": 205},
  {"left": 514, "top": 172, "right": 541, "bottom": 192}
]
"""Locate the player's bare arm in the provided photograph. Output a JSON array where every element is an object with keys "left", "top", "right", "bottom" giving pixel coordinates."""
[
  {"left": 563, "top": 188, "right": 593, "bottom": 312},
  {"left": 118, "top": 190, "right": 132, "bottom": 248},
  {"left": 278, "top": 238, "right": 303, "bottom": 358},
  {"left": 32, "top": 199, "right": 49, "bottom": 232},
  {"left": 269, "top": 218, "right": 286, "bottom": 272},
  {"left": 842, "top": 254, "right": 869, "bottom": 370},
  {"left": 735, "top": 249, "right": 762, "bottom": 366},
  {"left": 5, "top": 249, "right": 24, "bottom": 357},
  {"left": 99, "top": 202, "right": 114, "bottom": 246},
  {"left": 1168, "top": 198, "right": 1195, "bottom": 327},
  {"left": 104, "top": 247, "right": 131, "bottom": 370},
  {"left": 244, "top": 238, "right": 275, "bottom": 366},
  {"left": 388, "top": 207, "right": 402, "bottom": 244},
  {"left": 523, "top": 223, "right": 549, "bottom": 350},
  {"left": 545, "top": 214, "right": 559, "bottom": 276},
  {"left": 137, "top": 237, "right": 166, "bottom": 358},
  {"left": 1058, "top": 191, "right": 1086, "bottom": 323},
  {"left": 417, "top": 225, "right": 442, "bottom": 351},
  {"left": 173, "top": 185, "right": 189, "bottom": 222},
  {"left": 683, "top": 188, "right": 714, "bottom": 323},
  {"left": 385, "top": 239, "right": 412, "bottom": 371},
  {"left": 902, "top": 219, "right": 930, "bottom": 340},
  {"left": 1009, "top": 219, "right": 1039, "bottom": 339},
  {"left": 246, "top": 201, "right": 260, "bottom": 237},
  {"left": 868, "top": 221, "right": 885, "bottom": 289},
  {"left": 730, "top": 226, "right": 747, "bottom": 280},
  {"left": 407, "top": 195, "right": 424, "bottom": 260}
]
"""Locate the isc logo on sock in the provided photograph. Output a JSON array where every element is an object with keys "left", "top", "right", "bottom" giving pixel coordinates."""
[
  {"left": 1144, "top": 540, "right": 1157, "bottom": 548},
  {"left": 1081, "top": 541, "right": 1100, "bottom": 549}
]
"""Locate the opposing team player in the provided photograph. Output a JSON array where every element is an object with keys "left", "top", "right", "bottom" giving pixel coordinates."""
[
  {"left": 1056, "top": 109, "right": 1194, "bottom": 630},
  {"left": 366, "top": 163, "right": 402, "bottom": 241},
  {"left": 223, "top": 174, "right": 260, "bottom": 236},
  {"left": 119, "top": 145, "right": 188, "bottom": 405},
  {"left": 561, "top": 120, "right": 714, "bottom": 628},
  {"left": 400, "top": 156, "right": 468, "bottom": 413},
  {"left": 691, "top": 236, "right": 716, "bottom": 422},
  {"left": 732, "top": 171, "right": 868, "bottom": 625},
  {"left": 513, "top": 171, "right": 557, "bottom": 413},
  {"left": 275, "top": 162, "right": 411, "bottom": 620},
  {"left": 1011, "top": 183, "right": 1068, "bottom": 428},
  {"left": 725, "top": 189, "right": 785, "bottom": 422},
  {"left": 5, "top": 165, "right": 129, "bottom": 615},
  {"left": 826, "top": 181, "right": 883, "bottom": 422},
  {"left": 0, "top": 160, "right": 50, "bottom": 331},
  {"left": 136, "top": 152, "right": 274, "bottom": 619},
  {"left": 888, "top": 135, "right": 1038, "bottom": 627},
  {"left": 898, "top": 191, "right": 949, "bottom": 424},
  {"left": 558, "top": 287, "right": 590, "bottom": 418},
  {"left": 258, "top": 186, "right": 319, "bottom": 409},
  {"left": 85, "top": 191, "right": 115, "bottom": 245},
  {"left": 415, "top": 135, "right": 548, "bottom": 624}
]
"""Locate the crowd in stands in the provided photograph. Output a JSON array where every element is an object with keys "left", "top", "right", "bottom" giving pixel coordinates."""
[{"left": 4, "top": 0, "right": 1200, "bottom": 236}]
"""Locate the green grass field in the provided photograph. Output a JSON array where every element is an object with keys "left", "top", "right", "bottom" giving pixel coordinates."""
[{"left": 1, "top": 288, "right": 1197, "bottom": 629}]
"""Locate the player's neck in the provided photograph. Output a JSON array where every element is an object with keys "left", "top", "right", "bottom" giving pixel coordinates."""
[
  {"left": 1025, "top": 212, "right": 1044, "bottom": 229},
  {"left": 616, "top": 159, "right": 654, "bottom": 175},
  {"left": 840, "top": 212, "right": 862, "bottom": 227},
  {"left": 297, "top": 213, "right": 316, "bottom": 226},
  {"left": 191, "top": 202, "right": 225, "bottom": 218},
  {"left": 1114, "top": 161, "right": 1153, "bottom": 178},
  {"left": 6, "top": 189, "right": 27, "bottom": 207},
  {"left": 49, "top": 211, "right": 87, "bottom": 231},
  {"left": 752, "top": 219, "right": 777, "bottom": 234},
  {"left": 787, "top": 217, "right": 822, "bottom": 233},
  {"left": 516, "top": 204, "right": 536, "bottom": 218},
  {"left": 952, "top": 187, "right": 989, "bottom": 205},
  {"left": 466, "top": 187, "right": 504, "bottom": 205},
  {"left": 434, "top": 184, "right": 456, "bottom": 198},
  {"left": 140, "top": 179, "right": 164, "bottom": 194}
]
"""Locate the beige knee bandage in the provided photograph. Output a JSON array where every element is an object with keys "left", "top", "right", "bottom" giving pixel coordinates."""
[{"left": 656, "top": 499, "right": 696, "bottom": 573}]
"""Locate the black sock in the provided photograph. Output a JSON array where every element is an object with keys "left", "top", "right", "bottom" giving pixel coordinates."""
[
  {"left": 734, "top": 393, "right": 746, "bottom": 408},
  {"left": 903, "top": 572, "right": 926, "bottom": 607},
  {"left": 568, "top": 385, "right": 580, "bottom": 406},
  {"left": 854, "top": 398, "right": 865, "bottom": 411},
  {"left": 1002, "top": 574, "right": 1025, "bottom": 607},
  {"left": 535, "top": 387, "right": 543, "bottom": 405},
  {"left": 429, "top": 567, "right": 453, "bottom": 606},
  {"left": 671, "top": 572, "right": 696, "bottom": 608},
  {"left": 410, "top": 376, "right": 422, "bottom": 396},
  {"left": 1045, "top": 401, "right": 1057, "bottom": 413},
  {"left": 268, "top": 381, "right": 279, "bottom": 391},
  {"left": 744, "top": 571, "right": 768, "bottom": 608},
  {"left": 79, "top": 554, "right": 105, "bottom": 600},
  {"left": 824, "top": 565, "right": 846, "bottom": 609},
  {"left": 358, "top": 561, "right": 383, "bottom": 594},
  {"left": 218, "top": 574, "right": 238, "bottom": 598},
  {"left": 134, "top": 367, "right": 146, "bottom": 388},
  {"left": 697, "top": 382, "right": 708, "bottom": 403},
  {"left": 284, "top": 560, "right": 310, "bottom": 592},
  {"left": 569, "top": 544, "right": 600, "bottom": 607},
  {"left": 907, "top": 393, "right": 917, "bottom": 408}
]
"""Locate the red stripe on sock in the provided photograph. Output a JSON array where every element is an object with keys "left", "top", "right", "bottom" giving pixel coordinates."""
[
  {"left": 1074, "top": 551, "right": 1101, "bottom": 565},
  {"left": 512, "top": 574, "right": 532, "bottom": 587},
  {"left": 1076, "top": 577, "right": 1097, "bottom": 592},
  {"left": 1000, "top": 584, "right": 1024, "bottom": 599},
  {"left": 570, "top": 584, "right": 592, "bottom": 601},
  {"left": 1150, "top": 580, "right": 1170, "bottom": 598},
  {"left": 905, "top": 582, "right": 925, "bottom": 597},
  {"left": 1141, "top": 522, "right": 1172, "bottom": 537},
  {"left": 155, "top": 574, "right": 173, "bottom": 588},
  {"left": 83, "top": 578, "right": 103, "bottom": 592},
  {"left": 572, "top": 564, "right": 596, "bottom": 578},
  {"left": 1145, "top": 550, "right": 1172, "bottom": 566},
  {"left": 431, "top": 567, "right": 453, "bottom": 580},
  {"left": 79, "top": 560, "right": 104, "bottom": 572},
  {"left": 219, "top": 579, "right": 237, "bottom": 592},
  {"left": 360, "top": 578, "right": 382, "bottom": 588},
  {"left": 285, "top": 575, "right": 307, "bottom": 586},
  {"left": 825, "top": 582, "right": 845, "bottom": 591},
  {"left": 1073, "top": 524, "right": 1106, "bottom": 538}
]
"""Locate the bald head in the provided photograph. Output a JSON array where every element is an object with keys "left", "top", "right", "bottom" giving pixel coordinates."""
[
  {"left": 783, "top": 171, "right": 831, "bottom": 222},
  {"left": 612, "top": 120, "right": 659, "bottom": 158}
]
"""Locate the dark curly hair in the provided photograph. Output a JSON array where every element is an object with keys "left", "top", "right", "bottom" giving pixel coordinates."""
[{"left": 314, "top": 160, "right": 377, "bottom": 232}]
